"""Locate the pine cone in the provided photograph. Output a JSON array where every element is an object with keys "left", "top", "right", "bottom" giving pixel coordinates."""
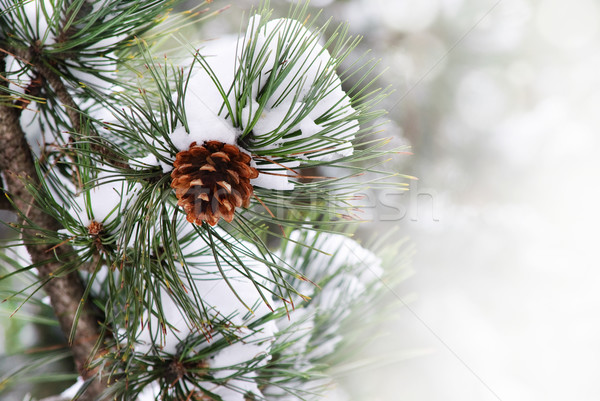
[{"left": 171, "top": 141, "right": 259, "bottom": 226}]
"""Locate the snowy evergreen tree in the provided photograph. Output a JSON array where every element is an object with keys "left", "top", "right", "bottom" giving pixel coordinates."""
[{"left": 0, "top": 1, "right": 407, "bottom": 400}]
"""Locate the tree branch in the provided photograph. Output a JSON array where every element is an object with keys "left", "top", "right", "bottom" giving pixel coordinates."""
[
  {"left": 2, "top": 44, "right": 129, "bottom": 170},
  {"left": 38, "top": 62, "right": 130, "bottom": 170},
  {"left": 0, "top": 53, "right": 108, "bottom": 400},
  {"left": 35, "top": 61, "right": 82, "bottom": 133}
]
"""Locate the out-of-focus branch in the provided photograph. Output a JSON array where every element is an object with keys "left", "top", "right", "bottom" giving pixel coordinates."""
[{"left": 0, "top": 52, "right": 108, "bottom": 401}]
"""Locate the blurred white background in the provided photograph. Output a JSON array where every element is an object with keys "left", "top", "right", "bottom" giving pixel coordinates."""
[{"left": 318, "top": 0, "right": 600, "bottom": 400}]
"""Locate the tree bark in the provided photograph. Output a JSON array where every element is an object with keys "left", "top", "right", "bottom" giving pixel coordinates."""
[{"left": 0, "top": 54, "right": 107, "bottom": 400}]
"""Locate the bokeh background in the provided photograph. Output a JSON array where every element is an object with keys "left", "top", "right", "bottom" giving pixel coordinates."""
[
  {"left": 245, "top": 0, "right": 598, "bottom": 400},
  {"left": 2, "top": 0, "right": 599, "bottom": 399}
]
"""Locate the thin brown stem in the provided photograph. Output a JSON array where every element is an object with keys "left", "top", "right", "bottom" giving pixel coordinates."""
[{"left": 35, "top": 61, "right": 82, "bottom": 133}]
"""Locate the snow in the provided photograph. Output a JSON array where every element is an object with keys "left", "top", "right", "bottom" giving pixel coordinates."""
[
  {"left": 170, "top": 111, "right": 238, "bottom": 152},
  {"left": 60, "top": 376, "right": 84, "bottom": 399},
  {"left": 285, "top": 0, "right": 335, "bottom": 7},
  {"left": 0, "top": 244, "right": 32, "bottom": 280},
  {"left": 206, "top": 332, "right": 275, "bottom": 399},
  {"left": 283, "top": 230, "right": 384, "bottom": 299},
  {"left": 165, "top": 15, "right": 359, "bottom": 190},
  {"left": 23, "top": 0, "right": 56, "bottom": 45},
  {"left": 134, "top": 257, "right": 278, "bottom": 355},
  {"left": 7, "top": 1, "right": 122, "bottom": 160},
  {"left": 1, "top": 7, "right": 377, "bottom": 401},
  {"left": 3, "top": 54, "right": 45, "bottom": 155},
  {"left": 256, "top": 232, "right": 384, "bottom": 400},
  {"left": 79, "top": 265, "right": 111, "bottom": 299},
  {"left": 183, "top": 235, "right": 274, "bottom": 323},
  {"left": 131, "top": 153, "right": 159, "bottom": 169},
  {"left": 274, "top": 306, "right": 316, "bottom": 359},
  {"left": 135, "top": 286, "right": 192, "bottom": 355},
  {"left": 136, "top": 380, "right": 160, "bottom": 401},
  {"left": 248, "top": 17, "right": 332, "bottom": 109},
  {"left": 244, "top": 17, "right": 359, "bottom": 160},
  {"left": 19, "top": 1, "right": 120, "bottom": 90},
  {"left": 194, "top": 379, "right": 262, "bottom": 401},
  {"left": 69, "top": 170, "right": 140, "bottom": 228},
  {"left": 240, "top": 100, "right": 260, "bottom": 129},
  {"left": 250, "top": 159, "right": 300, "bottom": 191},
  {"left": 171, "top": 36, "right": 241, "bottom": 152},
  {"left": 134, "top": 233, "right": 277, "bottom": 399},
  {"left": 243, "top": 101, "right": 296, "bottom": 138},
  {"left": 124, "top": 228, "right": 380, "bottom": 400}
]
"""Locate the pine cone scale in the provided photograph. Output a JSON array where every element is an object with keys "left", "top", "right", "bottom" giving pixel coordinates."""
[
  {"left": 171, "top": 141, "right": 258, "bottom": 226},
  {"left": 199, "top": 164, "right": 217, "bottom": 172},
  {"left": 226, "top": 169, "right": 240, "bottom": 184}
]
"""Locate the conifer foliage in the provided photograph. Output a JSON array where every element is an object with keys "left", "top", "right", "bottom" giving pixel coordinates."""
[{"left": 0, "top": 1, "right": 407, "bottom": 400}]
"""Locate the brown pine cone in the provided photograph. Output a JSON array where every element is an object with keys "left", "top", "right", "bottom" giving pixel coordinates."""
[{"left": 171, "top": 141, "right": 259, "bottom": 226}]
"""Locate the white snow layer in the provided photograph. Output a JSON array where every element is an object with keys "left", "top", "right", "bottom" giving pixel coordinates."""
[
  {"left": 3, "top": 53, "right": 46, "bottom": 156},
  {"left": 164, "top": 16, "right": 359, "bottom": 190},
  {"left": 60, "top": 376, "right": 85, "bottom": 398},
  {"left": 135, "top": 244, "right": 276, "bottom": 352},
  {"left": 136, "top": 381, "right": 160, "bottom": 401},
  {"left": 131, "top": 231, "right": 379, "bottom": 401},
  {"left": 259, "top": 231, "right": 384, "bottom": 400},
  {"left": 69, "top": 170, "right": 140, "bottom": 228},
  {"left": 20, "top": 1, "right": 120, "bottom": 89},
  {"left": 134, "top": 232, "right": 277, "bottom": 400},
  {"left": 285, "top": 230, "right": 384, "bottom": 299},
  {"left": 23, "top": 0, "right": 56, "bottom": 45},
  {"left": 44, "top": 231, "right": 375, "bottom": 401},
  {"left": 10, "top": 1, "right": 119, "bottom": 154}
]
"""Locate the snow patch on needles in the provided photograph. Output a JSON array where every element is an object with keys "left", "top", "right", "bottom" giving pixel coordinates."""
[
  {"left": 132, "top": 231, "right": 383, "bottom": 401},
  {"left": 69, "top": 171, "right": 140, "bottom": 228},
  {"left": 259, "top": 231, "right": 385, "bottom": 400},
  {"left": 134, "top": 236, "right": 277, "bottom": 400},
  {"left": 19, "top": 0, "right": 122, "bottom": 89},
  {"left": 241, "top": 16, "right": 359, "bottom": 159},
  {"left": 23, "top": 0, "right": 57, "bottom": 45},
  {"left": 244, "top": 17, "right": 357, "bottom": 158},
  {"left": 284, "top": 230, "right": 384, "bottom": 299},
  {"left": 165, "top": 15, "right": 360, "bottom": 190},
  {"left": 135, "top": 233, "right": 276, "bottom": 352}
]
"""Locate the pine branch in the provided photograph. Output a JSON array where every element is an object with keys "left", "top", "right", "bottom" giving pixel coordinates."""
[
  {"left": 0, "top": 53, "right": 108, "bottom": 400},
  {"left": 2, "top": 43, "right": 129, "bottom": 170},
  {"left": 36, "top": 60, "right": 82, "bottom": 133}
]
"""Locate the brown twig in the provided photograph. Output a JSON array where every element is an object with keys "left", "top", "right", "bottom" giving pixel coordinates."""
[
  {"left": 34, "top": 61, "right": 83, "bottom": 133},
  {"left": 0, "top": 53, "right": 108, "bottom": 400}
]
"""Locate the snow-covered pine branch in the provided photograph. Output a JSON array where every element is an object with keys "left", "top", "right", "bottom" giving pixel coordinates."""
[{"left": 0, "top": 2, "right": 408, "bottom": 400}]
